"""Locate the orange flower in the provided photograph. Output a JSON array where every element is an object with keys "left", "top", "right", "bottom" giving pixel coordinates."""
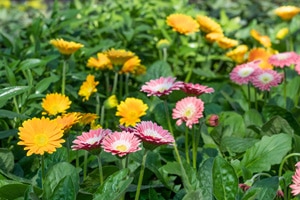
[
  {"left": 120, "top": 56, "right": 141, "bottom": 74},
  {"left": 226, "top": 45, "right": 248, "bottom": 63},
  {"left": 274, "top": 6, "right": 300, "bottom": 20},
  {"left": 55, "top": 112, "right": 82, "bottom": 131},
  {"left": 196, "top": 15, "right": 223, "bottom": 34},
  {"left": 78, "top": 74, "right": 99, "bottom": 101},
  {"left": 105, "top": 49, "right": 135, "bottom": 65},
  {"left": 78, "top": 113, "right": 99, "bottom": 125},
  {"left": 42, "top": 93, "right": 71, "bottom": 116},
  {"left": 166, "top": 14, "right": 199, "bottom": 35},
  {"left": 217, "top": 37, "right": 238, "bottom": 49},
  {"left": 50, "top": 38, "right": 83, "bottom": 55},
  {"left": 250, "top": 29, "right": 271, "bottom": 48},
  {"left": 87, "top": 53, "right": 112, "bottom": 70},
  {"left": 205, "top": 32, "right": 224, "bottom": 43},
  {"left": 248, "top": 48, "right": 273, "bottom": 70}
]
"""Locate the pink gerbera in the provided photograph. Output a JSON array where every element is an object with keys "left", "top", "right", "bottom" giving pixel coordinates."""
[
  {"left": 290, "top": 162, "right": 300, "bottom": 196},
  {"left": 268, "top": 52, "right": 299, "bottom": 68},
  {"left": 71, "top": 128, "right": 112, "bottom": 151},
  {"left": 230, "top": 60, "right": 261, "bottom": 85},
  {"left": 101, "top": 131, "right": 141, "bottom": 157},
  {"left": 172, "top": 97, "right": 204, "bottom": 129},
  {"left": 181, "top": 83, "right": 214, "bottom": 96},
  {"left": 251, "top": 69, "right": 282, "bottom": 91},
  {"left": 141, "top": 77, "right": 183, "bottom": 96},
  {"left": 134, "top": 121, "right": 174, "bottom": 149}
]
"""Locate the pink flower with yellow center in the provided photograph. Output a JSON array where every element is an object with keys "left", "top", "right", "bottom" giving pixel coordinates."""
[
  {"left": 172, "top": 97, "right": 204, "bottom": 129},
  {"left": 268, "top": 52, "right": 299, "bottom": 68},
  {"left": 230, "top": 60, "right": 261, "bottom": 85},
  {"left": 181, "top": 83, "right": 214, "bottom": 96},
  {"left": 101, "top": 131, "right": 141, "bottom": 157},
  {"left": 251, "top": 69, "right": 282, "bottom": 91},
  {"left": 290, "top": 162, "right": 300, "bottom": 196},
  {"left": 141, "top": 77, "right": 183, "bottom": 97}
]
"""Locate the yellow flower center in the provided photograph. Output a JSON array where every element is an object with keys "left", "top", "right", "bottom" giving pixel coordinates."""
[
  {"left": 115, "top": 144, "right": 128, "bottom": 152},
  {"left": 34, "top": 134, "right": 48, "bottom": 146}
]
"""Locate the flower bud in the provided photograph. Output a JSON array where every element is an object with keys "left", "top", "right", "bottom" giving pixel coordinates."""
[
  {"left": 276, "top": 28, "right": 289, "bottom": 40},
  {"left": 206, "top": 114, "right": 219, "bottom": 127}
]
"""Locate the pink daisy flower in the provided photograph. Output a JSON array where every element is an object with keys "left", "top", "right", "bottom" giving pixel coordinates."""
[
  {"left": 141, "top": 77, "right": 183, "bottom": 96},
  {"left": 181, "top": 83, "right": 214, "bottom": 96},
  {"left": 172, "top": 97, "right": 204, "bottom": 129},
  {"left": 290, "top": 162, "right": 300, "bottom": 196},
  {"left": 71, "top": 128, "right": 112, "bottom": 151},
  {"left": 268, "top": 51, "right": 299, "bottom": 68},
  {"left": 134, "top": 121, "right": 174, "bottom": 148},
  {"left": 229, "top": 60, "right": 261, "bottom": 85},
  {"left": 251, "top": 69, "right": 282, "bottom": 91},
  {"left": 101, "top": 131, "right": 141, "bottom": 157}
]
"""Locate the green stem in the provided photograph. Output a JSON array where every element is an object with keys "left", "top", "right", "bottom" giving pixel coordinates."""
[
  {"left": 83, "top": 151, "right": 88, "bottom": 180},
  {"left": 62, "top": 59, "right": 67, "bottom": 95},
  {"left": 119, "top": 73, "right": 123, "bottom": 99},
  {"left": 247, "top": 83, "right": 251, "bottom": 110},
  {"left": 254, "top": 88, "right": 258, "bottom": 111},
  {"left": 134, "top": 150, "right": 148, "bottom": 200},
  {"left": 100, "top": 105, "right": 105, "bottom": 127},
  {"left": 192, "top": 127, "right": 197, "bottom": 169},
  {"left": 105, "top": 72, "right": 110, "bottom": 96},
  {"left": 125, "top": 73, "right": 129, "bottom": 97},
  {"left": 41, "top": 155, "right": 45, "bottom": 189},
  {"left": 96, "top": 93, "right": 101, "bottom": 116},
  {"left": 185, "top": 127, "right": 190, "bottom": 164},
  {"left": 97, "top": 154, "right": 104, "bottom": 185},
  {"left": 283, "top": 68, "right": 287, "bottom": 109},
  {"left": 163, "top": 100, "right": 173, "bottom": 134},
  {"left": 184, "top": 59, "right": 196, "bottom": 83},
  {"left": 162, "top": 48, "right": 168, "bottom": 62},
  {"left": 279, "top": 153, "right": 300, "bottom": 177},
  {"left": 111, "top": 72, "right": 118, "bottom": 95}
]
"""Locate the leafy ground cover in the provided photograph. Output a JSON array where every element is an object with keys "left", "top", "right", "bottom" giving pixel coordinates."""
[{"left": 1, "top": 0, "right": 300, "bottom": 199}]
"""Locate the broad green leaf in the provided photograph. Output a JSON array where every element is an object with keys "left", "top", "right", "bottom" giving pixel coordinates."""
[
  {"left": 0, "top": 86, "right": 30, "bottom": 102},
  {"left": 197, "top": 158, "right": 214, "bottom": 200},
  {"left": 0, "top": 129, "right": 18, "bottom": 140},
  {"left": 243, "top": 109, "right": 263, "bottom": 128},
  {"left": 43, "top": 162, "right": 79, "bottom": 200},
  {"left": 0, "top": 109, "right": 28, "bottom": 119},
  {"left": 35, "top": 75, "right": 60, "bottom": 94},
  {"left": 0, "top": 148, "right": 14, "bottom": 172},
  {"left": 50, "top": 176, "right": 76, "bottom": 200},
  {"left": 142, "top": 60, "right": 173, "bottom": 82},
  {"left": 244, "top": 177, "right": 278, "bottom": 200},
  {"left": 0, "top": 183, "right": 30, "bottom": 199},
  {"left": 220, "top": 111, "right": 246, "bottom": 137},
  {"left": 182, "top": 189, "right": 203, "bottom": 200},
  {"left": 94, "top": 168, "right": 133, "bottom": 200},
  {"left": 261, "top": 116, "right": 294, "bottom": 136},
  {"left": 240, "top": 134, "right": 292, "bottom": 174},
  {"left": 221, "top": 137, "right": 259, "bottom": 153},
  {"left": 212, "top": 156, "right": 238, "bottom": 200},
  {"left": 17, "top": 58, "right": 43, "bottom": 72}
]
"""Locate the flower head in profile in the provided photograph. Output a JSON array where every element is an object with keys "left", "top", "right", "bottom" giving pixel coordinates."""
[
  {"left": 120, "top": 56, "right": 141, "bottom": 74},
  {"left": 290, "top": 162, "right": 300, "bottom": 196},
  {"left": 181, "top": 83, "right": 214, "bottom": 96},
  {"left": 72, "top": 128, "right": 112, "bottom": 151},
  {"left": 78, "top": 113, "right": 99, "bottom": 126},
  {"left": 132, "top": 65, "right": 147, "bottom": 76},
  {"left": 104, "top": 95, "right": 118, "bottom": 109},
  {"left": 116, "top": 98, "right": 148, "bottom": 127},
  {"left": 50, "top": 38, "right": 83, "bottom": 55},
  {"left": 274, "top": 6, "right": 300, "bottom": 20},
  {"left": 206, "top": 114, "right": 219, "bottom": 127},
  {"left": 101, "top": 131, "right": 141, "bottom": 157},
  {"left": 55, "top": 112, "right": 82, "bottom": 131},
  {"left": 156, "top": 39, "right": 171, "bottom": 49},
  {"left": 134, "top": 121, "right": 174, "bottom": 149},
  {"left": 105, "top": 49, "right": 135, "bottom": 65},
  {"left": 205, "top": 32, "right": 224, "bottom": 43},
  {"left": 42, "top": 93, "right": 71, "bottom": 116},
  {"left": 87, "top": 53, "right": 112, "bottom": 70},
  {"left": 276, "top": 28, "right": 289, "bottom": 40},
  {"left": 18, "top": 117, "right": 65, "bottom": 156},
  {"left": 229, "top": 60, "right": 260, "bottom": 85},
  {"left": 226, "top": 45, "right": 249, "bottom": 63},
  {"left": 172, "top": 97, "right": 204, "bottom": 129},
  {"left": 248, "top": 48, "right": 273, "bottom": 70},
  {"left": 166, "top": 14, "right": 199, "bottom": 35},
  {"left": 196, "top": 15, "right": 223, "bottom": 34},
  {"left": 268, "top": 52, "right": 299, "bottom": 68},
  {"left": 141, "top": 77, "right": 183, "bottom": 97},
  {"left": 78, "top": 74, "right": 99, "bottom": 101},
  {"left": 251, "top": 69, "right": 282, "bottom": 91},
  {"left": 250, "top": 29, "right": 271, "bottom": 48},
  {"left": 217, "top": 37, "right": 239, "bottom": 49}
]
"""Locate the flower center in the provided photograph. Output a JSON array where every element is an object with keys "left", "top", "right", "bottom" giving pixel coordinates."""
[
  {"left": 86, "top": 136, "right": 100, "bottom": 145},
  {"left": 276, "top": 54, "right": 289, "bottom": 60},
  {"left": 259, "top": 73, "right": 274, "bottom": 84},
  {"left": 238, "top": 67, "right": 254, "bottom": 77},
  {"left": 34, "top": 134, "right": 48, "bottom": 146},
  {"left": 115, "top": 144, "right": 128, "bottom": 152},
  {"left": 183, "top": 104, "right": 195, "bottom": 118},
  {"left": 144, "top": 129, "right": 161, "bottom": 138}
]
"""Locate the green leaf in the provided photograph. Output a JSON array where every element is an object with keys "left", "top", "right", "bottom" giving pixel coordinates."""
[
  {"left": 0, "top": 109, "right": 28, "bottom": 119},
  {"left": 142, "top": 60, "right": 173, "bottom": 82},
  {"left": 0, "top": 86, "right": 31, "bottom": 103},
  {"left": 212, "top": 156, "right": 238, "bottom": 200},
  {"left": 50, "top": 176, "right": 76, "bottom": 200},
  {"left": 261, "top": 116, "right": 294, "bottom": 136},
  {"left": 0, "top": 149, "right": 14, "bottom": 172},
  {"left": 5, "top": 65, "right": 16, "bottom": 86},
  {"left": 0, "top": 182, "right": 30, "bottom": 199},
  {"left": 93, "top": 168, "right": 133, "bottom": 200},
  {"left": 43, "top": 162, "right": 79, "bottom": 200},
  {"left": 0, "top": 129, "right": 18, "bottom": 140},
  {"left": 244, "top": 177, "right": 278, "bottom": 200},
  {"left": 240, "top": 134, "right": 292, "bottom": 174},
  {"left": 35, "top": 75, "right": 60, "bottom": 94},
  {"left": 221, "top": 137, "right": 259, "bottom": 153},
  {"left": 243, "top": 109, "right": 263, "bottom": 128},
  {"left": 220, "top": 111, "right": 246, "bottom": 137},
  {"left": 197, "top": 158, "right": 214, "bottom": 200},
  {"left": 182, "top": 189, "right": 203, "bottom": 200}
]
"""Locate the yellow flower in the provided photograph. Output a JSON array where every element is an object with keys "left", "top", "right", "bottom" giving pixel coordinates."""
[
  {"left": 226, "top": 45, "right": 248, "bottom": 63},
  {"left": 248, "top": 48, "right": 273, "bottom": 70},
  {"left": 166, "top": 14, "right": 199, "bottom": 35},
  {"left": 156, "top": 39, "right": 171, "bottom": 49},
  {"left": 55, "top": 112, "right": 82, "bottom": 131},
  {"left": 78, "top": 113, "right": 99, "bottom": 125},
  {"left": 196, "top": 15, "right": 223, "bottom": 34},
  {"left": 217, "top": 37, "right": 238, "bottom": 49},
  {"left": 120, "top": 56, "right": 141, "bottom": 74},
  {"left": 0, "top": 0, "right": 11, "bottom": 8},
  {"left": 205, "top": 32, "right": 224, "bottom": 43},
  {"left": 105, "top": 49, "right": 135, "bottom": 65},
  {"left": 132, "top": 65, "right": 147, "bottom": 76},
  {"left": 90, "top": 120, "right": 102, "bottom": 130},
  {"left": 250, "top": 29, "right": 271, "bottom": 48},
  {"left": 276, "top": 28, "right": 289, "bottom": 40},
  {"left": 42, "top": 93, "right": 71, "bottom": 116},
  {"left": 50, "top": 38, "right": 84, "bottom": 55},
  {"left": 116, "top": 97, "right": 148, "bottom": 127},
  {"left": 104, "top": 95, "right": 118, "bottom": 109},
  {"left": 274, "top": 6, "right": 300, "bottom": 20},
  {"left": 87, "top": 53, "right": 112, "bottom": 70},
  {"left": 18, "top": 117, "right": 65, "bottom": 156},
  {"left": 78, "top": 74, "right": 99, "bottom": 101},
  {"left": 26, "top": 0, "right": 46, "bottom": 10}
]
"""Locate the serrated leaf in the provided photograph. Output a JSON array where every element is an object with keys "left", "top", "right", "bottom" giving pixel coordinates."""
[
  {"left": 240, "top": 134, "right": 292, "bottom": 174},
  {"left": 212, "top": 156, "right": 238, "bottom": 200}
]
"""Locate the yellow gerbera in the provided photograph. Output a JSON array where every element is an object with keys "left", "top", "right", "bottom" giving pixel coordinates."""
[
  {"left": 116, "top": 97, "right": 148, "bottom": 127},
  {"left": 78, "top": 74, "right": 99, "bottom": 101},
  {"left": 166, "top": 13, "right": 199, "bottom": 35},
  {"left": 250, "top": 29, "right": 271, "bottom": 48},
  {"left": 274, "top": 6, "right": 300, "bottom": 20},
  {"left": 205, "top": 32, "right": 224, "bottom": 43},
  {"left": 276, "top": 28, "right": 289, "bottom": 40},
  {"left": 248, "top": 48, "right": 273, "bottom": 70},
  {"left": 78, "top": 113, "right": 99, "bottom": 125},
  {"left": 42, "top": 93, "right": 71, "bottom": 116},
  {"left": 217, "top": 37, "right": 239, "bottom": 49},
  {"left": 87, "top": 53, "right": 113, "bottom": 70},
  {"left": 55, "top": 112, "right": 82, "bottom": 131},
  {"left": 120, "top": 56, "right": 141, "bottom": 74},
  {"left": 104, "top": 95, "right": 118, "bottom": 109},
  {"left": 226, "top": 45, "right": 248, "bottom": 63},
  {"left": 18, "top": 117, "right": 65, "bottom": 156},
  {"left": 50, "top": 38, "right": 84, "bottom": 55},
  {"left": 196, "top": 15, "right": 223, "bottom": 33},
  {"left": 105, "top": 49, "right": 135, "bottom": 65}
]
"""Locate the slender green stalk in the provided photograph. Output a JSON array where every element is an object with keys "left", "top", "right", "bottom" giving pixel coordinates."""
[
  {"left": 125, "top": 73, "right": 130, "bottom": 97},
  {"left": 134, "top": 150, "right": 148, "bottom": 200},
  {"left": 247, "top": 83, "right": 251, "bottom": 110},
  {"left": 162, "top": 48, "right": 168, "bottom": 62},
  {"left": 119, "top": 74, "right": 123, "bottom": 99},
  {"left": 96, "top": 93, "right": 101, "bottom": 116},
  {"left": 100, "top": 105, "right": 105, "bottom": 127},
  {"left": 111, "top": 72, "right": 118, "bottom": 95},
  {"left": 163, "top": 100, "right": 173, "bottom": 134},
  {"left": 41, "top": 155, "right": 45, "bottom": 189},
  {"left": 83, "top": 151, "right": 88, "bottom": 180},
  {"left": 279, "top": 153, "right": 300, "bottom": 177},
  {"left": 254, "top": 88, "right": 258, "bottom": 111},
  {"left": 97, "top": 154, "right": 104, "bottom": 185},
  {"left": 61, "top": 59, "right": 67, "bottom": 95},
  {"left": 184, "top": 59, "right": 196, "bottom": 83},
  {"left": 192, "top": 127, "right": 197, "bottom": 169},
  {"left": 185, "top": 127, "right": 190, "bottom": 164},
  {"left": 105, "top": 72, "right": 110, "bottom": 96},
  {"left": 283, "top": 68, "right": 287, "bottom": 109}
]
